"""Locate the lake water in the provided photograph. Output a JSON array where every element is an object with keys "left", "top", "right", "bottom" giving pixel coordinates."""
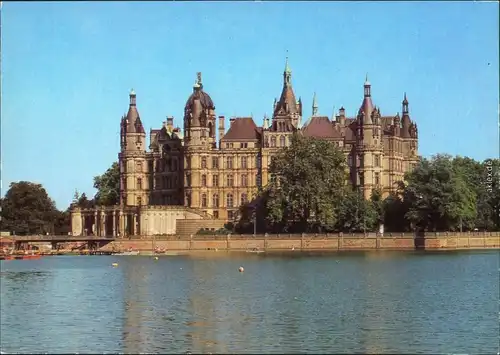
[{"left": 0, "top": 251, "right": 499, "bottom": 354}]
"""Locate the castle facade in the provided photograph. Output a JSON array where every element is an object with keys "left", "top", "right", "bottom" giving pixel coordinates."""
[{"left": 71, "top": 60, "right": 419, "bottom": 237}]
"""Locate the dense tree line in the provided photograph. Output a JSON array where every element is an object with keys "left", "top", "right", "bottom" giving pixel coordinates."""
[{"left": 236, "top": 136, "right": 499, "bottom": 233}]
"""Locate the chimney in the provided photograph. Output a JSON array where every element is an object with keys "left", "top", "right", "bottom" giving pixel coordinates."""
[
  {"left": 229, "top": 117, "right": 236, "bottom": 125},
  {"left": 339, "top": 106, "right": 346, "bottom": 126},
  {"left": 218, "top": 116, "right": 225, "bottom": 147}
]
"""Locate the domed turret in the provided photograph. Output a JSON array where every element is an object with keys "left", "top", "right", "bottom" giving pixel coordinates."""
[{"left": 184, "top": 72, "right": 215, "bottom": 114}]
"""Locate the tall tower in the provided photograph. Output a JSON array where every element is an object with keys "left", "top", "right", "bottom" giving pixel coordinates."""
[
  {"left": 119, "top": 89, "right": 148, "bottom": 206},
  {"left": 356, "top": 76, "right": 383, "bottom": 199},
  {"left": 272, "top": 57, "right": 302, "bottom": 129},
  {"left": 183, "top": 73, "right": 216, "bottom": 208}
]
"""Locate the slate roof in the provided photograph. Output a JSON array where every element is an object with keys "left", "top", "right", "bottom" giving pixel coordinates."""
[
  {"left": 222, "top": 117, "right": 261, "bottom": 141},
  {"left": 301, "top": 116, "right": 341, "bottom": 139}
]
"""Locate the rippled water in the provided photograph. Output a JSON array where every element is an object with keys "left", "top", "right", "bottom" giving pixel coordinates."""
[{"left": 1, "top": 251, "right": 499, "bottom": 354}]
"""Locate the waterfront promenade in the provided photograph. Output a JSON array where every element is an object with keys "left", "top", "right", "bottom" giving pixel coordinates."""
[{"left": 9, "top": 231, "right": 500, "bottom": 254}]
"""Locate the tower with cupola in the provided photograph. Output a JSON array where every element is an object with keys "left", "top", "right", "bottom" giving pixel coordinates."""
[
  {"left": 183, "top": 72, "right": 217, "bottom": 208},
  {"left": 355, "top": 76, "right": 384, "bottom": 199},
  {"left": 119, "top": 90, "right": 148, "bottom": 206}
]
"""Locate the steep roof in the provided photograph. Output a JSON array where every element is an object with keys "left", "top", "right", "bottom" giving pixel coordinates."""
[
  {"left": 301, "top": 116, "right": 341, "bottom": 139},
  {"left": 222, "top": 117, "right": 260, "bottom": 141}
]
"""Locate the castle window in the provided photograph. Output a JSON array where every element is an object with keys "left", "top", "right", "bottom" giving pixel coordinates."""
[
  {"left": 227, "top": 193, "right": 234, "bottom": 208},
  {"left": 186, "top": 174, "right": 191, "bottom": 187},
  {"left": 265, "top": 137, "right": 269, "bottom": 147},
  {"left": 137, "top": 196, "right": 142, "bottom": 206},
  {"left": 375, "top": 155, "right": 380, "bottom": 167},
  {"left": 226, "top": 157, "right": 233, "bottom": 169},
  {"left": 212, "top": 194, "right": 219, "bottom": 207},
  {"left": 212, "top": 174, "right": 219, "bottom": 187},
  {"left": 213, "top": 211, "right": 219, "bottom": 219},
  {"left": 241, "top": 156, "right": 247, "bottom": 169},
  {"left": 186, "top": 192, "right": 191, "bottom": 206},
  {"left": 256, "top": 174, "right": 261, "bottom": 187},
  {"left": 271, "top": 136, "right": 277, "bottom": 147},
  {"left": 241, "top": 174, "right": 247, "bottom": 187},
  {"left": 201, "top": 157, "right": 207, "bottom": 169},
  {"left": 227, "top": 174, "right": 234, "bottom": 187},
  {"left": 256, "top": 155, "right": 261, "bottom": 169},
  {"left": 212, "top": 157, "right": 219, "bottom": 169},
  {"left": 375, "top": 172, "right": 380, "bottom": 186},
  {"left": 202, "top": 174, "right": 207, "bottom": 187},
  {"left": 136, "top": 135, "right": 141, "bottom": 144},
  {"left": 201, "top": 194, "right": 207, "bottom": 208},
  {"left": 137, "top": 178, "right": 142, "bottom": 190},
  {"left": 241, "top": 193, "right": 248, "bottom": 205},
  {"left": 280, "top": 136, "right": 285, "bottom": 147},
  {"left": 136, "top": 161, "right": 143, "bottom": 173}
]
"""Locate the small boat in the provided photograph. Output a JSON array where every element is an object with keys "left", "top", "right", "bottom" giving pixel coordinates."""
[{"left": 112, "top": 250, "right": 140, "bottom": 256}]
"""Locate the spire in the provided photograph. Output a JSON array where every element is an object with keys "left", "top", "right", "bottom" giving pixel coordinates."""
[
  {"left": 125, "top": 89, "right": 144, "bottom": 133},
  {"left": 364, "top": 74, "right": 371, "bottom": 97},
  {"left": 402, "top": 92, "right": 409, "bottom": 115},
  {"left": 312, "top": 92, "right": 318, "bottom": 116},
  {"left": 129, "top": 88, "right": 136, "bottom": 106},
  {"left": 283, "top": 56, "right": 292, "bottom": 86},
  {"left": 193, "top": 72, "right": 202, "bottom": 90}
]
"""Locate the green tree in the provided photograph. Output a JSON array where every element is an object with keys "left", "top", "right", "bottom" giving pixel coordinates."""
[
  {"left": 336, "top": 188, "right": 378, "bottom": 232},
  {"left": 0, "top": 181, "right": 59, "bottom": 235},
  {"left": 265, "top": 135, "right": 347, "bottom": 232},
  {"left": 93, "top": 162, "right": 120, "bottom": 206},
  {"left": 370, "top": 188, "right": 384, "bottom": 226},
  {"left": 403, "top": 154, "right": 477, "bottom": 232},
  {"left": 383, "top": 192, "right": 411, "bottom": 232}
]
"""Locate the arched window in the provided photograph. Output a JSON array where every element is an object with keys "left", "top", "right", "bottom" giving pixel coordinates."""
[
  {"left": 241, "top": 193, "right": 247, "bottom": 205},
  {"left": 201, "top": 174, "right": 207, "bottom": 187},
  {"left": 212, "top": 174, "right": 219, "bottom": 187},
  {"left": 208, "top": 122, "right": 214, "bottom": 137},
  {"left": 280, "top": 136, "right": 285, "bottom": 147},
  {"left": 271, "top": 136, "right": 277, "bottom": 147},
  {"left": 227, "top": 193, "right": 234, "bottom": 208},
  {"left": 201, "top": 193, "right": 207, "bottom": 207},
  {"left": 227, "top": 174, "right": 234, "bottom": 187},
  {"left": 241, "top": 174, "right": 247, "bottom": 187},
  {"left": 213, "top": 194, "right": 219, "bottom": 207}
]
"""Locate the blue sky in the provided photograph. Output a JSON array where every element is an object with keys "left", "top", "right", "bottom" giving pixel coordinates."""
[{"left": 1, "top": 1, "right": 499, "bottom": 209}]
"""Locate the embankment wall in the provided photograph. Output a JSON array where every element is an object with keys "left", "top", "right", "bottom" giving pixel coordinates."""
[{"left": 99, "top": 232, "right": 500, "bottom": 252}]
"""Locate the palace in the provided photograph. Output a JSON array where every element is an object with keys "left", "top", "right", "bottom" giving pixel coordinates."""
[{"left": 70, "top": 59, "right": 419, "bottom": 237}]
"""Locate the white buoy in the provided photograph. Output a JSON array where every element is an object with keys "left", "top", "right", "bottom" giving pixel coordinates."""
[
  {"left": 154, "top": 256, "right": 159, "bottom": 260},
  {"left": 238, "top": 266, "right": 244, "bottom": 273}
]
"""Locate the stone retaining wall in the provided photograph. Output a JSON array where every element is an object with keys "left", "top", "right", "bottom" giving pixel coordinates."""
[{"left": 98, "top": 232, "right": 500, "bottom": 252}]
